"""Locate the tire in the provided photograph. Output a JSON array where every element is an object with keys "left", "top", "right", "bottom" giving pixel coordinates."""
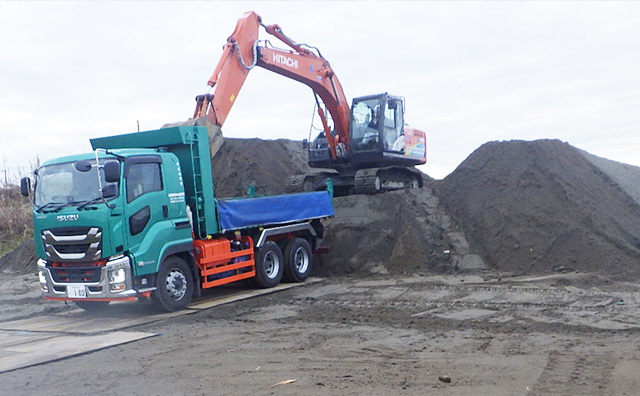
[
  {"left": 282, "top": 238, "right": 312, "bottom": 283},
  {"left": 74, "top": 300, "right": 110, "bottom": 311},
  {"left": 254, "top": 241, "right": 283, "bottom": 288},
  {"left": 151, "top": 256, "right": 194, "bottom": 312}
]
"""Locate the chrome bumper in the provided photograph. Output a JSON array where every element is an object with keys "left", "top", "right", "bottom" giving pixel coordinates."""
[{"left": 37, "top": 255, "right": 138, "bottom": 300}]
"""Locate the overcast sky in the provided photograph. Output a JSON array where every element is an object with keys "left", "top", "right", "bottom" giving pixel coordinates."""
[{"left": 1, "top": 1, "right": 639, "bottom": 182}]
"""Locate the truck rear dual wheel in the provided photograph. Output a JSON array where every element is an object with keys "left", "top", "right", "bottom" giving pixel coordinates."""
[
  {"left": 283, "top": 238, "right": 312, "bottom": 282},
  {"left": 254, "top": 241, "right": 284, "bottom": 288},
  {"left": 152, "top": 256, "right": 194, "bottom": 312}
]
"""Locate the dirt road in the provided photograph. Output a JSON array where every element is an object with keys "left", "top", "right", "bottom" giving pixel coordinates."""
[{"left": 2, "top": 271, "right": 640, "bottom": 396}]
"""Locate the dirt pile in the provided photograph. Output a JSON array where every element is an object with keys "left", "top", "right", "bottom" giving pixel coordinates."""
[
  {"left": 436, "top": 139, "right": 640, "bottom": 280},
  {"left": 0, "top": 239, "right": 37, "bottom": 274},
  {"left": 211, "top": 138, "right": 312, "bottom": 198},
  {"left": 212, "top": 139, "right": 456, "bottom": 276},
  {"left": 317, "top": 189, "right": 452, "bottom": 276}
]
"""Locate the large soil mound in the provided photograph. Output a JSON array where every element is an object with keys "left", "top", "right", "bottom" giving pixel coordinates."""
[
  {"left": 436, "top": 139, "right": 640, "bottom": 280},
  {"left": 211, "top": 138, "right": 312, "bottom": 198}
]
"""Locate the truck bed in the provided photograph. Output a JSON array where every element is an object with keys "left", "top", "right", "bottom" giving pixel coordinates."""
[{"left": 217, "top": 191, "right": 333, "bottom": 232}]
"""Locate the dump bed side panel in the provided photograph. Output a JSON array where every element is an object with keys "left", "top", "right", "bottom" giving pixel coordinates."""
[{"left": 218, "top": 191, "right": 333, "bottom": 232}]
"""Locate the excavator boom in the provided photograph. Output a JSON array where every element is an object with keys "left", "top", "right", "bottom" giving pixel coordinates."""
[{"left": 196, "top": 11, "right": 350, "bottom": 160}]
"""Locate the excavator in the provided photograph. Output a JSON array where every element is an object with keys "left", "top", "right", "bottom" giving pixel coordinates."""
[{"left": 192, "top": 11, "right": 427, "bottom": 195}]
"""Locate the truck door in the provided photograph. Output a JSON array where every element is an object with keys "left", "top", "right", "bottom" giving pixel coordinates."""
[{"left": 123, "top": 155, "right": 171, "bottom": 273}]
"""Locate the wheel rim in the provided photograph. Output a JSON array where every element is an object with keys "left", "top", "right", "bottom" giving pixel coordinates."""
[
  {"left": 264, "top": 251, "right": 280, "bottom": 279},
  {"left": 165, "top": 269, "right": 187, "bottom": 300},
  {"left": 293, "top": 246, "right": 310, "bottom": 274}
]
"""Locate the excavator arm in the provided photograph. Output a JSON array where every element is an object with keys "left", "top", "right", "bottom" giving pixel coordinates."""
[{"left": 194, "top": 11, "right": 351, "bottom": 160}]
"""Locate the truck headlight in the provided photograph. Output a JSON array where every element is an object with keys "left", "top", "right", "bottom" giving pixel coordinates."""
[{"left": 109, "top": 268, "right": 126, "bottom": 292}]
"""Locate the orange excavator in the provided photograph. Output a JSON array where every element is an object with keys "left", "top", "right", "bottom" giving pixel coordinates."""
[{"left": 193, "top": 11, "right": 426, "bottom": 195}]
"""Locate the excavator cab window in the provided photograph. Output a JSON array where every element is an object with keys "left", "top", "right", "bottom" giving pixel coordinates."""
[
  {"left": 350, "top": 99, "right": 381, "bottom": 152},
  {"left": 351, "top": 96, "right": 405, "bottom": 153},
  {"left": 383, "top": 99, "right": 405, "bottom": 152}
]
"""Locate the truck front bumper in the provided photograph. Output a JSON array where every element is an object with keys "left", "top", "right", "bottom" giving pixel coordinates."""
[{"left": 38, "top": 255, "right": 143, "bottom": 301}]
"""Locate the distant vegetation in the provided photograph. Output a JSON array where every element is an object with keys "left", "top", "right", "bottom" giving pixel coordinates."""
[{"left": 0, "top": 187, "right": 32, "bottom": 257}]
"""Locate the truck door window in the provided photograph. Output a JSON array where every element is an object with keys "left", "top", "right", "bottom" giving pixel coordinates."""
[{"left": 126, "top": 163, "right": 163, "bottom": 203}]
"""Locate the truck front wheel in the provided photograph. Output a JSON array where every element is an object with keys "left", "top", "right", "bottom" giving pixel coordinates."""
[
  {"left": 254, "top": 241, "right": 283, "bottom": 288},
  {"left": 283, "top": 238, "right": 312, "bottom": 282},
  {"left": 152, "top": 256, "right": 194, "bottom": 312}
]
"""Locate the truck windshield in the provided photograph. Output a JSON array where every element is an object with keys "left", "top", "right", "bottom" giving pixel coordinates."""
[{"left": 34, "top": 160, "right": 118, "bottom": 209}]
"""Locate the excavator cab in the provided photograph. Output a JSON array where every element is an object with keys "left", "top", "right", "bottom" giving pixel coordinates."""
[
  {"left": 348, "top": 93, "right": 425, "bottom": 168},
  {"left": 350, "top": 94, "right": 403, "bottom": 153},
  {"left": 307, "top": 93, "right": 426, "bottom": 171}
]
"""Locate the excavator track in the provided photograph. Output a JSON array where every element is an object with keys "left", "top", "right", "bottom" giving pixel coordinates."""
[
  {"left": 285, "top": 172, "right": 336, "bottom": 194},
  {"left": 354, "top": 167, "right": 422, "bottom": 195},
  {"left": 285, "top": 175, "right": 310, "bottom": 193},
  {"left": 353, "top": 169, "right": 382, "bottom": 194},
  {"left": 287, "top": 168, "right": 422, "bottom": 196}
]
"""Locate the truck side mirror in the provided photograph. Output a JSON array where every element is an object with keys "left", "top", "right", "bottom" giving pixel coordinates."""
[
  {"left": 20, "top": 177, "right": 31, "bottom": 197},
  {"left": 302, "top": 139, "right": 309, "bottom": 149},
  {"left": 103, "top": 161, "right": 120, "bottom": 183}
]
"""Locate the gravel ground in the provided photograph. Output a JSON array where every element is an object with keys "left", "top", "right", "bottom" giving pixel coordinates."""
[{"left": 2, "top": 271, "right": 640, "bottom": 395}]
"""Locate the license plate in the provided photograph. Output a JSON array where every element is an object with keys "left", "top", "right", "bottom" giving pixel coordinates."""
[{"left": 67, "top": 284, "right": 87, "bottom": 298}]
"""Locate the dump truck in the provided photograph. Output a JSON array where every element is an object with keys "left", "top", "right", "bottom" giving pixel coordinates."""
[{"left": 21, "top": 126, "right": 333, "bottom": 311}]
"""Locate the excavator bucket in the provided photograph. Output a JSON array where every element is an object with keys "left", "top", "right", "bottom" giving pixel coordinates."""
[{"left": 162, "top": 117, "right": 224, "bottom": 158}]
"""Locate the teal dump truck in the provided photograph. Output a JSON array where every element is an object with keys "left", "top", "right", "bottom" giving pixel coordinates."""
[{"left": 21, "top": 126, "right": 333, "bottom": 311}]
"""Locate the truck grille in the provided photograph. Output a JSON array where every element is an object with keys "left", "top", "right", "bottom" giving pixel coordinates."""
[
  {"left": 49, "top": 263, "right": 103, "bottom": 283},
  {"left": 41, "top": 226, "right": 102, "bottom": 262}
]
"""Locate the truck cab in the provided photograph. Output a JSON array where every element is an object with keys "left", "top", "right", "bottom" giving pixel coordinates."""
[{"left": 30, "top": 149, "right": 192, "bottom": 305}]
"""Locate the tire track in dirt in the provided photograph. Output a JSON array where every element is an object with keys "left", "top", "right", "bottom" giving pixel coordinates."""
[
  {"left": 528, "top": 349, "right": 615, "bottom": 396},
  {"left": 292, "top": 279, "right": 640, "bottom": 333}
]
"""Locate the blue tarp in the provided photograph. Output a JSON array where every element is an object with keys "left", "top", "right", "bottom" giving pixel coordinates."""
[{"left": 217, "top": 191, "right": 334, "bottom": 232}]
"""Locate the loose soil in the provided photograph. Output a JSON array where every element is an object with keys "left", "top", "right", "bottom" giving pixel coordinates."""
[
  {"left": 436, "top": 139, "right": 640, "bottom": 280},
  {"left": 3, "top": 137, "right": 640, "bottom": 394}
]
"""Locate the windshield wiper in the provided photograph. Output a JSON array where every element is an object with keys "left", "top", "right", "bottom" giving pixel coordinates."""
[
  {"left": 37, "top": 200, "right": 90, "bottom": 213},
  {"left": 36, "top": 202, "right": 67, "bottom": 213},
  {"left": 77, "top": 197, "right": 105, "bottom": 211}
]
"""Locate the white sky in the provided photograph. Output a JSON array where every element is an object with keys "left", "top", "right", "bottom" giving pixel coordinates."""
[{"left": 1, "top": 1, "right": 639, "bottom": 182}]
